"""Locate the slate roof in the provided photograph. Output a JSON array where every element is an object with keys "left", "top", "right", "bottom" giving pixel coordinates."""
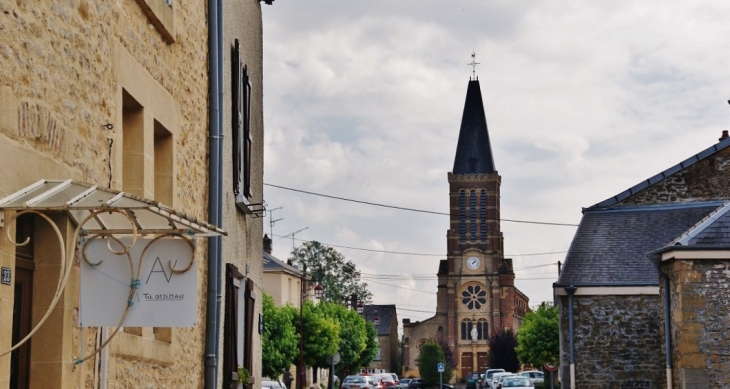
[
  {"left": 362, "top": 304, "right": 397, "bottom": 336},
  {"left": 263, "top": 251, "right": 302, "bottom": 277},
  {"left": 671, "top": 201, "right": 730, "bottom": 247},
  {"left": 556, "top": 201, "right": 725, "bottom": 286},
  {"left": 452, "top": 80, "right": 496, "bottom": 174},
  {"left": 590, "top": 137, "right": 730, "bottom": 209}
]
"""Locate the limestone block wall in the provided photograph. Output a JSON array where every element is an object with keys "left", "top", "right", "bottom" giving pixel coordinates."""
[
  {"left": 558, "top": 294, "right": 665, "bottom": 388},
  {"left": 661, "top": 258, "right": 730, "bottom": 388},
  {"left": 0, "top": 0, "right": 248, "bottom": 388}
]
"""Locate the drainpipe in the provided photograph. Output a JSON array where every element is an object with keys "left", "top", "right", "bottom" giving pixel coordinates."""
[
  {"left": 659, "top": 271, "right": 673, "bottom": 389},
  {"left": 564, "top": 285, "right": 577, "bottom": 389},
  {"left": 205, "top": 0, "right": 223, "bottom": 387}
]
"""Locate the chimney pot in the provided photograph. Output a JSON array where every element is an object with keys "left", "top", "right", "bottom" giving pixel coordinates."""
[
  {"left": 263, "top": 234, "right": 272, "bottom": 254},
  {"left": 720, "top": 130, "right": 729, "bottom": 142}
]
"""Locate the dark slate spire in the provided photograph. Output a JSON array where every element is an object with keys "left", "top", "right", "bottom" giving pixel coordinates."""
[{"left": 452, "top": 79, "right": 496, "bottom": 174}]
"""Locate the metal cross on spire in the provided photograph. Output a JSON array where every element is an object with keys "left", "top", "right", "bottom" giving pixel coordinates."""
[{"left": 468, "top": 51, "right": 480, "bottom": 80}]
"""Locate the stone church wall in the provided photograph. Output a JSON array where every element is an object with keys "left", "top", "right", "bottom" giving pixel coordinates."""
[
  {"left": 661, "top": 258, "right": 730, "bottom": 388},
  {"left": 558, "top": 294, "right": 665, "bottom": 389},
  {"left": 618, "top": 146, "right": 730, "bottom": 206},
  {"left": 402, "top": 316, "right": 447, "bottom": 378}
]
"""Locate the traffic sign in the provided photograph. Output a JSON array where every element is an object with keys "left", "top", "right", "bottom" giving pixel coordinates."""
[
  {"left": 544, "top": 362, "right": 558, "bottom": 372},
  {"left": 437, "top": 363, "right": 444, "bottom": 372}
]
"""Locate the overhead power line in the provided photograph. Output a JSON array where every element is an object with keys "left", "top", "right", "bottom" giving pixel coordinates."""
[
  {"left": 273, "top": 233, "right": 567, "bottom": 258},
  {"left": 265, "top": 183, "right": 579, "bottom": 227}
]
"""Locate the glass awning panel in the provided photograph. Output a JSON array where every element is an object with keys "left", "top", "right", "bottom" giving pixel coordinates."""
[{"left": 0, "top": 179, "right": 226, "bottom": 237}]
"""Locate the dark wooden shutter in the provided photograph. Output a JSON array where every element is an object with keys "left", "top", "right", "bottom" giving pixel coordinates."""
[
  {"left": 224, "top": 264, "right": 243, "bottom": 389},
  {"left": 232, "top": 40, "right": 244, "bottom": 198},
  {"left": 242, "top": 65, "right": 252, "bottom": 199},
  {"left": 244, "top": 278, "right": 256, "bottom": 379}
]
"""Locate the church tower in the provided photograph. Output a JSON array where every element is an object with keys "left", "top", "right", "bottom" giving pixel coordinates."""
[
  {"left": 401, "top": 73, "right": 529, "bottom": 381},
  {"left": 443, "top": 78, "right": 526, "bottom": 377}
]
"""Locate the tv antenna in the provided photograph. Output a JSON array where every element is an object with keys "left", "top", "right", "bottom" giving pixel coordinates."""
[
  {"left": 282, "top": 227, "right": 309, "bottom": 251},
  {"left": 269, "top": 206, "right": 283, "bottom": 241}
]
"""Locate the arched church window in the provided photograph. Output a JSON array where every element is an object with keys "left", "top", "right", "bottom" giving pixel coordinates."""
[
  {"left": 459, "top": 191, "right": 466, "bottom": 242},
  {"left": 461, "top": 284, "right": 487, "bottom": 310},
  {"left": 460, "top": 319, "right": 473, "bottom": 340},
  {"left": 469, "top": 190, "right": 476, "bottom": 242},
  {"left": 480, "top": 189, "right": 487, "bottom": 242},
  {"left": 476, "top": 319, "right": 488, "bottom": 340}
]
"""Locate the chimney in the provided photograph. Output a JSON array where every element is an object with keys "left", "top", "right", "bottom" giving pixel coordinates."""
[
  {"left": 720, "top": 130, "right": 729, "bottom": 142},
  {"left": 263, "top": 234, "right": 272, "bottom": 254}
]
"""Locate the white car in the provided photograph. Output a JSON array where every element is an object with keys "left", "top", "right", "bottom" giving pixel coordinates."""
[
  {"left": 493, "top": 373, "right": 516, "bottom": 389},
  {"left": 482, "top": 369, "right": 505, "bottom": 389},
  {"left": 517, "top": 371, "right": 543, "bottom": 386},
  {"left": 501, "top": 377, "right": 533, "bottom": 388}
]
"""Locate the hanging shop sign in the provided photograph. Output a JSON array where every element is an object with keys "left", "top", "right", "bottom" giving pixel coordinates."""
[{"left": 80, "top": 236, "right": 198, "bottom": 327}]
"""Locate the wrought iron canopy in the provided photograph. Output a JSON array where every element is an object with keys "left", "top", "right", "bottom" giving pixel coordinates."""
[{"left": 0, "top": 179, "right": 226, "bottom": 237}]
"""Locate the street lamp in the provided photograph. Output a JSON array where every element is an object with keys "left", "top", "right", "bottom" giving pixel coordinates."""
[{"left": 298, "top": 264, "right": 324, "bottom": 389}]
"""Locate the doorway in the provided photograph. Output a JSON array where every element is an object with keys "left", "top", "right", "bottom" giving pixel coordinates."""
[
  {"left": 10, "top": 215, "right": 35, "bottom": 389},
  {"left": 460, "top": 352, "right": 474, "bottom": 379}
]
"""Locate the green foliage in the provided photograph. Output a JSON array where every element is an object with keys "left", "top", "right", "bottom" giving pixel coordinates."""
[
  {"left": 416, "top": 339, "right": 453, "bottom": 386},
  {"left": 516, "top": 302, "right": 559, "bottom": 369},
  {"left": 262, "top": 294, "right": 299, "bottom": 379},
  {"left": 298, "top": 300, "right": 340, "bottom": 367},
  {"left": 290, "top": 241, "right": 373, "bottom": 304},
  {"left": 487, "top": 328, "right": 520, "bottom": 373},
  {"left": 312, "top": 302, "right": 377, "bottom": 379}
]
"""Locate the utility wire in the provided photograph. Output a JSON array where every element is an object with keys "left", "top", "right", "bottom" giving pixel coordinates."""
[
  {"left": 273, "top": 233, "right": 567, "bottom": 258},
  {"left": 265, "top": 183, "right": 579, "bottom": 227}
]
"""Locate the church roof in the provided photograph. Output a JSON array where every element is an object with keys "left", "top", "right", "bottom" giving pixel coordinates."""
[
  {"left": 556, "top": 201, "right": 724, "bottom": 287},
  {"left": 452, "top": 80, "right": 496, "bottom": 174}
]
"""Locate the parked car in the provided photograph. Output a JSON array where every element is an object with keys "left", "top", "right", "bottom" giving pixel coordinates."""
[
  {"left": 360, "top": 374, "right": 384, "bottom": 389},
  {"left": 500, "top": 377, "right": 533, "bottom": 388},
  {"left": 399, "top": 378, "right": 412, "bottom": 389},
  {"left": 262, "top": 380, "right": 286, "bottom": 389},
  {"left": 490, "top": 372, "right": 512, "bottom": 389},
  {"left": 465, "top": 372, "right": 481, "bottom": 389},
  {"left": 482, "top": 369, "right": 505, "bottom": 389},
  {"left": 380, "top": 373, "right": 398, "bottom": 388},
  {"left": 495, "top": 374, "right": 516, "bottom": 389},
  {"left": 407, "top": 378, "right": 425, "bottom": 389},
  {"left": 516, "top": 371, "right": 543, "bottom": 386},
  {"left": 343, "top": 375, "right": 373, "bottom": 389},
  {"left": 407, "top": 378, "right": 453, "bottom": 389},
  {"left": 387, "top": 373, "right": 400, "bottom": 385}
]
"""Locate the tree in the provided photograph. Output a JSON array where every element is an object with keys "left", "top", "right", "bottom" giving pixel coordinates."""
[
  {"left": 262, "top": 294, "right": 299, "bottom": 378},
  {"left": 487, "top": 328, "right": 520, "bottom": 373},
  {"left": 298, "top": 300, "right": 340, "bottom": 367},
  {"left": 437, "top": 337, "right": 457, "bottom": 371},
  {"left": 290, "top": 241, "right": 373, "bottom": 304},
  {"left": 416, "top": 339, "right": 453, "bottom": 386},
  {"left": 315, "top": 302, "right": 376, "bottom": 378},
  {"left": 516, "top": 302, "right": 559, "bottom": 369}
]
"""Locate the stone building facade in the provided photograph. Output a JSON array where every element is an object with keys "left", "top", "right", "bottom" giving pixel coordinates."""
[
  {"left": 403, "top": 79, "right": 529, "bottom": 381},
  {"left": 0, "top": 1, "right": 268, "bottom": 388},
  {"left": 362, "top": 305, "right": 399, "bottom": 375},
  {"left": 555, "top": 132, "right": 730, "bottom": 389}
]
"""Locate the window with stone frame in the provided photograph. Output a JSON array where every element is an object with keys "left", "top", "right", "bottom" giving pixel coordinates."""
[{"left": 460, "top": 318, "right": 473, "bottom": 340}]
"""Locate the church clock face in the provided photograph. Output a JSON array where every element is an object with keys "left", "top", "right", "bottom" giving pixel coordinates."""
[{"left": 466, "top": 256, "right": 480, "bottom": 270}]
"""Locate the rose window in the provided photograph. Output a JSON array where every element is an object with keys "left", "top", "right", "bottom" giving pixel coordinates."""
[{"left": 461, "top": 285, "right": 487, "bottom": 310}]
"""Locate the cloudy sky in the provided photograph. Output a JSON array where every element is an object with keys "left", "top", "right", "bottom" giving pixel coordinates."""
[{"left": 261, "top": 1, "right": 730, "bottom": 327}]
